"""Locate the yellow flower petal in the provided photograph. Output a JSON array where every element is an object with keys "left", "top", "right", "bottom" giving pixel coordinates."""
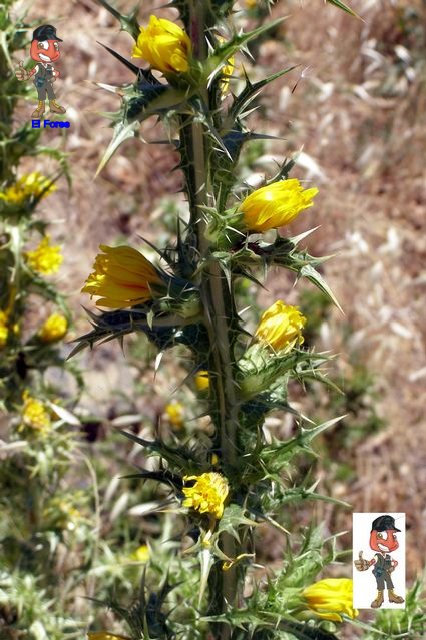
[
  {"left": 81, "top": 244, "right": 162, "bottom": 309},
  {"left": 25, "top": 235, "right": 63, "bottom": 275},
  {"left": 194, "top": 370, "right": 209, "bottom": 391},
  {"left": 255, "top": 300, "right": 306, "bottom": 351},
  {"left": 239, "top": 178, "right": 318, "bottom": 233},
  {"left": 0, "top": 172, "right": 55, "bottom": 206},
  {"left": 182, "top": 472, "right": 229, "bottom": 519},
  {"left": 302, "top": 578, "right": 359, "bottom": 622},
  {"left": 165, "top": 402, "right": 184, "bottom": 428},
  {"left": 21, "top": 391, "right": 51, "bottom": 432},
  {"left": 132, "top": 15, "right": 191, "bottom": 75},
  {"left": 39, "top": 313, "right": 68, "bottom": 343}
]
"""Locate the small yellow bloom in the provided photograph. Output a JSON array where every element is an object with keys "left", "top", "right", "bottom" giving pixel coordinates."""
[
  {"left": 165, "top": 401, "right": 184, "bottom": 428},
  {"left": 239, "top": 178, "right": 318, "bottom": 233},
  {"left": 194, "top": 370, "right": 209, "bottom": 391},
  {"left": 302, "top": 578, "right": 359, "bottom": 622},
  {"left": 87, "top": 634, "right": 129, "bottom": 640},
  {"left": 21, "top": 391, "right": 51, "bottom": 431},
  {"left": 25, "top": 235, "right": 63, "bottom": 275},
  {"left": 0, "top": 172, "right": 56, "bottom": 205},
  {"left": 0, "top": 311, "right": 9, "bottom": 348},
  {"left": 81, "top": 244, "right": 162, "bottom": 309},
  {"left": 130, "top": 544, "right": 150, "bottom": 563},
  {"left": 255, "top": 300, "right": 306, "bottom": 351},
  {"left": 39, "top": 313, "right": 68, "bottom": 343},
  {"left": 182, "top": 472, "right": 229, "bottom": 519},
  {"left": 132, "top": 15, "right": 191, "bottom": 75}
]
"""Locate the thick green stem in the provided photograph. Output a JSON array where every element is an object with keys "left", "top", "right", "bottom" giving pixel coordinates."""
[{"left": 184, "top": 4, "right": 241, "bottom": 638}]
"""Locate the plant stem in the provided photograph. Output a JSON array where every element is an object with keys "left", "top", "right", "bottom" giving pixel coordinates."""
[{"left": 184, "top": 4, "right": 241, "bottom": 638}]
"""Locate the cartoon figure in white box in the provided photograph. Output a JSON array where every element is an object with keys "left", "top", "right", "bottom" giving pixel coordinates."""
[{"left": 354, "top": 514, "right": 405, "bottom": 608}]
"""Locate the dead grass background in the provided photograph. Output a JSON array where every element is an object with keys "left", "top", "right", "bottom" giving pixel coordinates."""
[{"left": 11, "top": 0, "right": 426, "bottom": 611}]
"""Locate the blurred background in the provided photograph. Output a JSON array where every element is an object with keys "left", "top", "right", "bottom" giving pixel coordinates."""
[{"left": 5, "top": 0, "right": 426, "bottom": 632}]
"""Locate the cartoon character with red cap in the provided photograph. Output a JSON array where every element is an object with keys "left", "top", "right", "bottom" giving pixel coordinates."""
[
  {"left": 15, "top": 24, "right": 66, "bottom": 118},
  {"left": 354, "top": 514, "right": 405, "bottom": 608}
]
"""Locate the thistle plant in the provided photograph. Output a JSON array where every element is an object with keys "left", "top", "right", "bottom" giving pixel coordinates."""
[
  {"left": 0, "top": 3, "right": 87, "bottom": 636},
  {"left": 72, "top": 1, "right": 403, "bottom": 639}
]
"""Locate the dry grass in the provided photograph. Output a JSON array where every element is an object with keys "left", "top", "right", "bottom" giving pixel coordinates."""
[{"left": 13, "top": 0, "right": 426, "bottom": 591}]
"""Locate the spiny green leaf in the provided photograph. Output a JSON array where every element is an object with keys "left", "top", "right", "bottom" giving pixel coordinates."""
[
  {"left": 298, "top": 264, "right": 343, "bottom": 313},
  {"left": 96, "top": 120, "right": 139, "bottom": 176},
  {"left": 326, "top": 0, "right": 361, "bottom": 19},
  {"left": 229, "top": 66, "right": 297, "bottom": 122}
]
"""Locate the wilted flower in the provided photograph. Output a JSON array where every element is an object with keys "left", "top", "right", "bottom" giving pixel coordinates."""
[
  {"left": 165, "top": 401, "right": 184, "bottom": 428},
  {"left": 302, "top": 578, "right": 359, "bottom": 622},
  {"left": 25, "top": 235, "right": 63, "bottom": 275},
  {"left": 255, "top": 300, "right": 306, "bottom": 351},
  {"left": 194, "top": 370, "right": 209, "bottom": 391},
  {"left": 39, "top": 313, "right": 68, "bottom": 343},
  {"left": 0, "top": 311, "right": 9, "bottom": 348},
  {"left": 0, "top": 172, "right": 56, "bottom": 206},
  {"left": 238, "top": 178, "right": 318, "bottom": 233},
  {"left": 21, "top": 391, "right": 51, "bottom": 431},
  {"left": 132, "top": 15, "right": 191, "bottom": 74},
  {"left": 182, "top": 472, "right": 229, "bottom": 519},
  {"left": 81, "top": 244, "right": 162, "bottom": 309}
]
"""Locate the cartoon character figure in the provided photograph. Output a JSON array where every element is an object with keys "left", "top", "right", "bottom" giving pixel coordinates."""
[
  {"left": 354, "top": 514, "right": 405, "bottom": 608},
  {"left": 15, "top": 24, "right": 66, "bottom": 118}
]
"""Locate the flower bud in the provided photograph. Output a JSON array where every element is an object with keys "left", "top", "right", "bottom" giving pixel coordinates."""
[
  {"left": 255, "top": 300, "right": 306, "bottom": 351},
  {"left": 238, "top": 178, "right": 318, "bottom": 233},
  {"left": 302, "top": 578, "right": 358, "bottom": 622},
  {"left": 132, "top": 15, "right": 191, "bottom": 75}
]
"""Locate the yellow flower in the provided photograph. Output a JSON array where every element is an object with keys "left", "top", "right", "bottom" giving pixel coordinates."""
[
  {"left": 87, "top": 634, "right": 129, "bottom": 640},
  {"left": 238, "top": 178, "right": 318, "bottom": 233},
  {"left": 302, "top": 578, "right": 359, "bottom": 622},
  {"left": 132, "top": 15, "right": 191, "bottom": 74},
  {"left": 165, "top": 401, "right": 184, "bottom": 428},
  {"left": 130, "top": 544, "right": 150, "bottom": 563},
  {"left": 0, "top": 172, "right": 56, "bottom": 205},
  {"left": 25, "top": 235, "right": 63, "bottom": 275},
  {"left": 21, "top": 391, "right": 51, "bottom": 431},
  {"left": 0, "top": 311, "right": 9, "bottom": 348},
  {"left": 39, "top": 313, "right": 68, "bottom": 343},
  {"left": 81, "top": 244, "right": 162, "bottom": 309},
  {"left": 194, "top": 370, "right": 209, "bottom": 391},
  {"left": 255, "top": 300, "right": 306, "bottom": 351},
  {"left": 182, "top": 472, "right": 229, "bottom": 519}
]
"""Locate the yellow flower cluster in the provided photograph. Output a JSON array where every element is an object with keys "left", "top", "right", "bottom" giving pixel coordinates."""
[
  {"left": 302, "top": 578, "right": 358, "bottom": 622},
  {"left": 25, "top": 235, "right": 63, "bottom": 275},
  {"left": 132, "top": 15, "right": 191, "bottom": 74},
  {"left": 0, "top": 172, "right": 56, "bottom": 205},
  {"left": 21, "top": 391, "right": 51, "bottom": 432},
  {"left": 82, "top": 244, "right": 162, "bottom": 309},
  {"left": 255, "top": 300, "right": 306, "bottom": 351},
  {"left": 38, "top": 313, "right": 68, "bottom": 343},
  {"left": 182, "top": 472, "right": 229, "bottom": 519},
  {"left": 0, "top": 311, "right": 9, "bottom": 348},
  {"left": 239, "top": 178, "right": 318, "bottom": 233}
]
